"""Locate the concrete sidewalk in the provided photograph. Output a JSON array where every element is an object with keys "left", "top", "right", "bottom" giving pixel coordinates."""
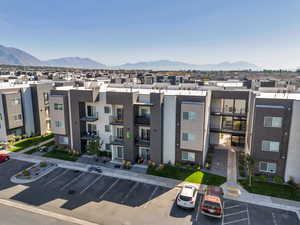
[{"left": 10, "top": 152, "right": 300, "bottom": 220}]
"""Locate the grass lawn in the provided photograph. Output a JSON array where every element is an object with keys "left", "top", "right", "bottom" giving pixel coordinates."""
[
  {"left": 24, "top": 141, "right": 55, "bottom": 155},
  {"left": 239, "top": 180, "right": 300, "bottom": 201},
  {"left": 9, "top": 133, "right": 54, "bottom": 152},
  {"left": 43, "top": 149, "right": 79, "bottom": 162},
  {"left": 147, "top": 165, "right": 226, "bottom": 186}
]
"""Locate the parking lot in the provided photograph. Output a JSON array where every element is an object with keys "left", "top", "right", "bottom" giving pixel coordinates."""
[{"left": 0, "top": 159, "right": 299, "bottom": 225}]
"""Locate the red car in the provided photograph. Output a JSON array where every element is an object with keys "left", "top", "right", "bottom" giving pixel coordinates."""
[{"left": 0, "top": 154, "right": 10, "bottom": 163}]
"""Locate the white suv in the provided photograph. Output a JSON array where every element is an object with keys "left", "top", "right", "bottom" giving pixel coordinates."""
[{"left": 176, "top": 184, "right": 198, "bottom": 209}]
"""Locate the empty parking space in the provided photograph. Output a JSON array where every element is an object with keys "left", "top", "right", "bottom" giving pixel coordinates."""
[{"left": 0, "top": 160, "right": 299, "bottom": 225}]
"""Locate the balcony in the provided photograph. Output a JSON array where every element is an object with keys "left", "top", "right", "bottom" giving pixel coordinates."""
[
  {"left": 135, "top": 116, "right": 150, "bottom": 125},
  {"left": 210, "top": 107, "right": 247, "bottom": 117},
  {"left": 110, "top": 136, "right": 124, "bottom": 145},
  {"left": 81, "top": 131, "right": 98, "bottom": 140},
  {"left": 80, "top": 112, "right": 99, "bottom": 122},
  {"left": 109, "top": 116, "right": 124, "bottom": 125},
  {"left": 135, "top": 137, "right": 150, "bottom": 147}
]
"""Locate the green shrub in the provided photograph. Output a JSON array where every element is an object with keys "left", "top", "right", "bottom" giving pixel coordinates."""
[
  {"left": 39, "top": 162, "right": 48, "bottom": 168},
  {"left": 257, "top": 174, "right": 268, "bottom": 182},
  {"left": 272, "top": 176, "right": 284, "bottom": 184},
  {"left": 22, "top": 170, "right": 31, "bottom": 176}
]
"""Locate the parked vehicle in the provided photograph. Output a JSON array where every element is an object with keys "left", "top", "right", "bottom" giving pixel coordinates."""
[
  {"left": 0, "top": 154, "right": 10, "bottom": 163},
  {"left": 200, "top": 185, "right": 224, "bottom": 218},
  {"left": 88, "top": 166, "right": 102, "bottom": 174},
  {"left": 176, "top": 184, "right": 198, "bottom": 209}
]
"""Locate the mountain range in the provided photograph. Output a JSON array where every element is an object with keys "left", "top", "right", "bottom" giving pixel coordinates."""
[{"left": 0, "top": 45, "right": 260, "bottom": 71}]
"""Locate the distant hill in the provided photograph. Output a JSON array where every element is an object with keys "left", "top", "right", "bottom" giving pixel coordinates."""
[
  {"left": 0, "top": 45, "right": 42, "bottom": 66},
  {"left": 115, "top": 60, "right": 260, "bottom": 71},
  {"left": 44, "top": 57, "right": 107, "bottom": 69},
  {"left": 0, "top": 45, "right": 260, "bottom": 70}
]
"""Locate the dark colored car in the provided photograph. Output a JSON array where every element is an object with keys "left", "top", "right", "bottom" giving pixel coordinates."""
[
  {"left": 0, "top": 154, "right": 10, "bottom": 163},
  {"left": 200, "top": 185, "right": 224, "bottom": 218}
]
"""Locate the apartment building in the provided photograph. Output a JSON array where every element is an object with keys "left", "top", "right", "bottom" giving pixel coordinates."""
[
  {"left": 50, "top": 83, "right": 300, "bottom": 182},
  {"left": 0, "top": 81, "right": 53, "bottom": 142}
]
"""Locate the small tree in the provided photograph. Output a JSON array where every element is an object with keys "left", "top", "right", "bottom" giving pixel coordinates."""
[
  {"left": 245, "top": 153, "right": 255, "bottom": 187},
  {"left": 86, "top": 136, "right": 103, "bottom": 161}
]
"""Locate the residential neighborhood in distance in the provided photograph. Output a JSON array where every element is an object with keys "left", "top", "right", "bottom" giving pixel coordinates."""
[{"left": 1, "top": 1, "right": 300, "bottom": 225}]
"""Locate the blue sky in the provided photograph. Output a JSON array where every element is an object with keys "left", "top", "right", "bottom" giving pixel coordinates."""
[{"left": 1, "top": 0, "right": 299, "bottom": 69}]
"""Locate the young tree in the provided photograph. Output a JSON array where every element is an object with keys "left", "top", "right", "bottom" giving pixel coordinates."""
[
  {"left": 86, "top": 136, "right": 103, "bottom": 161},
  {"left": 245, "top": 153, "right": 255, "bottom": 187}
]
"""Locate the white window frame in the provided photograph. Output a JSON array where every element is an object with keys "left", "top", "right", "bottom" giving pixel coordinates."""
[
  {"left": 182, "top": 132, "right": 195, "bottom": 142},
  {"left": 54, "top": 103, "right": 63, "bottom": 110},
  {"left": 259, "top": 161, "right": 277, "bottom": 173},
  {"left": 182, "top": 111, "right": 197, "bottom": 120},
  {"left": 262, "top": 140, "right": 280, "bottom": 152},
  {"left": 264, "top": 116, "right": 282, "bottom": 128},
  {"left": 55, "top": 120, "right": 64, "bottom": 128},
  {"left": 181, "top": 151, "right": 195, "bottom": 162}
]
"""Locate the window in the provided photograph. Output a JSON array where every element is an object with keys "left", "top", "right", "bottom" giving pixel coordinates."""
[
  {"left": 262, "top": 140, "right": 280, "bottom": 152},
  {"left": 44, "top": 93, "right": 49, "bottom": 104},
  {"left": 104, "top": 106, "right": 111, "bottom": 114},
  {"left": 105, "top": 144, "right": 111, "bottom": 151},
  {"left": 182, "top": 112, "right": 197, "bottom": 120},
  {"left": 181, "top": 151, "right": 195, "bottom": 162},
  {"left": 114, "top": 146, "right": 124, "bottom": 160},
  {"left": 59, "top": 136, "right": 69, "bottom": 145},
  {"left": 139, "top": 147, "right": 150, "bottom": 160},
  {"left": 14, "top": 98, "right": 21, "bottom": 105},
  {"left": 87, "top": 123, "right": 97, "bottom": 134},
  {"left": 105, "top": 125, "right": 110, "bottom": 132},
  {"left": 259, "top": 162, "right": 277, "bottom": 173},
  {"left": 140, "top": 127, "right": 150, "bottom": 140},
  {"left": 182, "top": 132, "right": 195, "bottom": 141},
  {"left": 139, "top": 108, "right": 150, "bottom": 118},
  {"left": 14, "top": 114, "right": 22, "bottom": 121},
  {"left": 87, "top": 105, "right": 97, "bottom": 117},
  {"left": 55, "top": 121, "right": 64, "bottom": 128},
  {"left": 116, "top": 127, "right": 124, "bottom": 138},
  {"left": 264, "top": 117, "right": 282, "bottom": 128},
  {"left": 54, "top": 103, "right": 63, "bottom": 110}
]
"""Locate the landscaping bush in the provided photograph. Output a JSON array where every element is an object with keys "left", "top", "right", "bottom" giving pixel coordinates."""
[
  {"left": 158, "top": 164, "right": 165, "bottom": 170},
  {"left": 257, "top": 174, "right": 268, "bottom": 182},
  {"left": 22, "top": 170, "right": 31, "bottom": 176},
  {"left": 148, "top": 160, "right": 156, "bottom": 169},
  {"left": 39, "top": 162, "right": 48, "bottom": 168},
  {"left": 287, "top": 176, "right": 296, "bottom": 187},
  {"left": 272, "top": 176, "right": 284, "bottom": 184},
  {"left": 122, "top": 160, "right": 132, "bottom": 169}
]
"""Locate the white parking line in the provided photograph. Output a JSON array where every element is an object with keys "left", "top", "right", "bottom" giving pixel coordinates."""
[
  {"left": 121, "top": 182, "right": 139, "bottom": 204},
  {"left": 143, "top": 186, "right": 159, "bottom": 208},
  {"left": 224, "top": 210, "right": 248, "bottom": 217},
  {"left": 223, "top": 218, "right": 248, "bottom": 225},
  {"left": 247, "top": 204, "right": 250, "bottom": 225},
  {"left": 80, "top": 175, "right": 102, "bottom": 195},
  {"left": 44, "top": 169, "right": 68, "bottom": 186},
  {"left": 60, "top": 172, "right": 85, "bottom": 191},
  {"left": 98, "top": 178, "right": 119, "bottom": 200},
  {"left": 222, "top": 200, "right": 225, "bottom": 225},
  {"left": 272, "top": 212, "right": 278, "bottom": 225},
  {"left": 224, "top": 204, "right": 242, "bottom": 210}
]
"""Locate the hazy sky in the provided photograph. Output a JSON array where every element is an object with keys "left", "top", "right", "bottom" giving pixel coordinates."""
[{"left": 1, "top": 0, "right": 299, "bottom": 69}]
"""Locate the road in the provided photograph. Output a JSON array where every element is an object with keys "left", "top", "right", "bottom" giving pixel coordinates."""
[{"left": 0, "top": 204, "right": 77, "bottom": 225}]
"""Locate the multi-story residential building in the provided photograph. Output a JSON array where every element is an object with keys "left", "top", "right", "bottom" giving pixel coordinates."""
[
  {"left": 0, "top": 81, "right": 53, "bottom": 142},
  {"left": 50, "top": 83, "right": 300, "bottom": 183}
]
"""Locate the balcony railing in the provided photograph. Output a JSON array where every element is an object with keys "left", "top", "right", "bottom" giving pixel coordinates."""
[
  {"left": 110, "top": 135, "right": 124, "bottom": 145},
  {"left": 81, "top": 112, "right": 99, "bottom": 122},
  {"left": 109, "top": 115, "right": 124, "bottom": 125},
  {"left": 210, "top": 107, "right": 246, "bottom": 115},
  {"left": 81, "top": 131, "right": 98, "bottom": 140},
  {"left": 135, "top": 116, "right": 150, "bottom": 125},
  {"left": 135, "top": 137, "right": 150, "bottom": 146}
]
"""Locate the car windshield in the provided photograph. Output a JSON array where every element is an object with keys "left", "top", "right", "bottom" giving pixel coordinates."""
[
  {"left": 203, "top": 201, "right": 221, "bottom": 209},
  {"left": 180, "top": 195, "right": 192, "bottom": 201}
]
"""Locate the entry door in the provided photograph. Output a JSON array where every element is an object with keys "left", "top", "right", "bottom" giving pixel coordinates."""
[{"left": 139, "top": 147, "right": 150, "bottom": 160}]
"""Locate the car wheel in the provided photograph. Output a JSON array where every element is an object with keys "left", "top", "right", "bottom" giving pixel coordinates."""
[{"left": 5, "top": 157, "right": 9, "bottom": 161}]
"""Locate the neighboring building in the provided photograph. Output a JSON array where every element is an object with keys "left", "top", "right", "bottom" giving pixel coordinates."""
[
  {"left": 0, "top": 81, "right": 53, "bottom": 142},
  {"left": 49, "top": 83, "right": 300, "bottom": 182}
]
